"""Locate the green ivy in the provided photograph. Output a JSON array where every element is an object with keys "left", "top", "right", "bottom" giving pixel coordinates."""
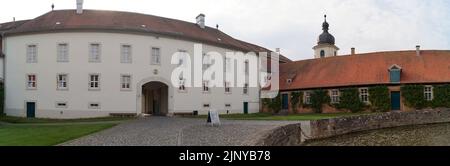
[
  {"left": 310, "top": 89, "right": 330, "bottom": 113},
  {"left": 432, "top": 84, "right": 450, "bottom": 108},
  {"left": 368, "top": 86, "right": 391, "bottom": 112},
  {"left": 262, "top": 94, "right": 282, "bottom": 113},
  {"left": 337, "top": 88, "right": 366, "bottom": 113},
  {"left": 401, "top": 85, "right": 427, "bottom": 109},
  {"left": 290, "top": 91, "right": 302, "bottom": 113}
]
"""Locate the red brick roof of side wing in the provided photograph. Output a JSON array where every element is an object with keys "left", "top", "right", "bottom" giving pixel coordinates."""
[
  {"left": 2, "top": 9, "right": 291, "bottom": 61},
  {"left": 279, "top": 50, "right": 450, "bottom": 91}
]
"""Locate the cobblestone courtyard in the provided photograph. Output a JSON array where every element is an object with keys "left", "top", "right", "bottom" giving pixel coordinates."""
[{"left": 62, "top": 117, "right": 296, "bottom": 146}]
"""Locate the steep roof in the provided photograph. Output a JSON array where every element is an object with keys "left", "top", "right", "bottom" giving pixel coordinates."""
[
  {"left": 280, "top": 50, "right": 450, "bottom": 91},
  {"left": 1, "top": 9, "right": 290, "bottom": 62}
]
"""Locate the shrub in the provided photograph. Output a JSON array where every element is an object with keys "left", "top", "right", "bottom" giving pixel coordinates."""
[
  {"left": 337, "top": 88, "right": 366, "bottom": 113},
  {"left": 310, "top": 89, "right": 330, "bottom": 113},
  {"left": 290, "top": 91, "right": 302, "bottom": 113},
  {"left": 262, "top": 94, "right": 282, "bottom": 113},
  {"left": 401, "top": 85, "right": 427, "bottom": 109},
  {"left": 369, "top": 86, "right": 391, "bottom": 112},
  {"left": 432, "top": 84, "right": 450, "bottom": 108}
]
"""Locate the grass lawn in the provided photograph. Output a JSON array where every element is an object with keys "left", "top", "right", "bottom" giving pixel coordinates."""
[
  {"left": 0, "top": 116, "right": 131, "bottom": 146},
  {"left": 0, "top": 116, "right": 135, "bottom": 124},
  {"left": 0, "top": 123, "right": 117, "bottom": 146},
  {"left": 196, "top": 112, "right": 376, "bottom": 121}
]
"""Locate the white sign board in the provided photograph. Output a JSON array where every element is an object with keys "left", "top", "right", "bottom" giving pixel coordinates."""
[{"left": 207, "top": 110, "right": 221, "bottom": 126}]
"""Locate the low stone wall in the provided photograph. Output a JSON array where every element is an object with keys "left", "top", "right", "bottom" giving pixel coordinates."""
[
  {"left": 307, "top": 109, "right": 450, "bottom": 141},
  {"left": 256, "top": 109, "right": 450, "bottom": 146}
]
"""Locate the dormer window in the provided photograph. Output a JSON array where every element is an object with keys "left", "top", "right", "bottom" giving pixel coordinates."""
[
  {"left": 389, "top": 64, "right": 402, "bottom": 83},
  {"left": 287, "top": 79, "right": 292, "bottom": 84}
]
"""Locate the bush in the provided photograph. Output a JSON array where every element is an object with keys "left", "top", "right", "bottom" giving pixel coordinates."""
[
  {"left": 432, "top": 84, "right": 450, "bottom": 108},
  {"left": 369, "top": 86, "right": 391, "bottom": 112},
  {"left": 337, "top": 88, "right": 366, "bottom": 113},
  {"left": 290, "top": 91, "right": 302, "bottom": 113},
  {"left": 401, "top": 85, "right": 427, "bottom": 109},
  {"left": 262, "top": 94, "right": 282, "bottom": 113},
  {"left": 310, "top": 89, "right": 330, "bottom": 113},
  {"left": 0, "top": 83, "right": 3, "bottom": 115}
]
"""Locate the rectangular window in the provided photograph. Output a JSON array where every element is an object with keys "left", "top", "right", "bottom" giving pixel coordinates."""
[
  {"left": 177, "top": 50, "right": 187, "bottom": 67},
  {"left": 243, "top": 83, "right": 249, "bottom": 94},
  {"left": 203, "top": 53, "right": 211, "bottom": 70},
  {"left": 121, "top": 45, "right": 132, "bottom": 63},
  {"left": 424, "top": 86, "right": 434, "bottom": 101},
  {"left": 121, "top": 75, "right": 131, "bottom": 90},
  {"left": 89, "top": 103, "right": 101, "bottom": 109},
  {"left": 225, "top": 104, "right": 231, "bottom": 108},
  {"left": 203, "top": 81, "right": 209, "bottom": 93},
  {"left": 360, "top": 88, "right": 369, "bottom": 103},
  {"left": 57, "top": 74, "right": 68, "bottom": 90},
  {"left": 89, "top": 74, "right": 100, "bottom": 90},
  {"left": 26, "top": 45, "right": 37, "bottom": 63},
  {"left": 26, "top": 74, "right": 37, "bottom": 89},
  {"left": 89, "top": 43, "right": 101, "bottom": 62},
  {"left": 244, "top": 60, "right": 249, "bottom": 74},
  {"left": 304, "top": 91, "right": 311, "bottom": 104},
  {"left": 56, "top": 102, "right": 68, "bottom": 108},
  {"left": 330, "top": 89, "right": 340, "bottom": 104},
  {"left": 57, "top": 43, "right": 69, "bottom": 62},
  {"left": 225, "top": 82, "right": 231, "bottom": 93},
  {"left": 178, "top": 78, "right": 186, "bottom": 92},
  {"left": 151, "top": 47, "right": 161, "bottom": 65}
]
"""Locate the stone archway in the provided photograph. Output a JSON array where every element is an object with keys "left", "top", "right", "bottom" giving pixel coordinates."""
[{"left": 136, "top": 77, "right": 174, "bottom": 116}]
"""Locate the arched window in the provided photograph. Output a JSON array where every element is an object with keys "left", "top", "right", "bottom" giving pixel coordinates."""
[{"left": 320, "top": 50, "right": 325, "bottom": 58}]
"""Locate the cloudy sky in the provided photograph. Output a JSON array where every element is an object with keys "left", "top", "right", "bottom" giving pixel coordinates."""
[{"left": 1, "top": 0, "right": 449, "bottom": 61}]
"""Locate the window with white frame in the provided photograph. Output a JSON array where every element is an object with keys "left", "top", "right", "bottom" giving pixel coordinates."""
[
  {"left": 359, "top": 88, "right": 369, "bottom": 103},
  {"left": 424, "top": 86, "right": 434, "bottom": 101},
  {"left": 121, "top": 45, "right": 132, "bottom": 63},
  {"left": 225, "top": 82, "right": 231, "bottom": 93},
  {"left": 57, "top": 43, "right": 69, "bottom": 62},
  {"left": 89, "top": 103, "right": 101, "bottom": 109},
  {"left": 26, "top": 74, "right": 37, "bottom": 89},
  {"left": 89, "top": 43, "right": 101, "bottom": 62},
  {"left": 203, "top": 81, "right": 209, "bottom": 93},
  {"left": 177, "top": 50, "right": 187, "bottom": 67},
  {"left": 151, "top": 47, "right": 161, "bottom": 65},
  {"left": 243, "top": 83, "right": 249, "bottom": 94},
  {"left": 57, "top": 74, "right": 68, "bottom": 90},
  {"left": 304, "top": 91, "right": 311, "bottom": 104},
  {"left": 203, "top": 103, "right": 210, "bottom": 108},
  {"left": 178, "top": 78, "right": 186, "bottom": 92},
  {"left": 330, "top": 89, "right": 340, "bottom": 104},
  {"left": 26, "top": 45, "right": 37, "bottom": 63},
  {"left": 89, "top": 74, "right": 100, "bottom": 90},
  {"left": 121, "top": 75, "right": 131, "bottom": 90},
  {"left": 244, "top": 60, "right": 249, "bottom": 74},
  {"left": 203, "top": 53, "right": 211, "bottom": 70}
]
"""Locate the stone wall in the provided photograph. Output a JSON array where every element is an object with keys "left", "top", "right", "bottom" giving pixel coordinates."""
[
  {"left": 255, "top": 109, "right": 450, "bottom": 146},
  {"left": 308, "top": 108, "right": 450, "bottom": 141}
]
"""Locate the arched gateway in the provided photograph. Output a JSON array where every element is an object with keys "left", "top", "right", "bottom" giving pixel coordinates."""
[{"left": 136, "top": 77, "right": 174, "bottom": 116}]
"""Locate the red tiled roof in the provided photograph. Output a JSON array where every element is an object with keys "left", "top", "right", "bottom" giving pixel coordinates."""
[
  {"left": 1, "top": 9, "right": 290, "bottom": 62},
  {"left": 279, "top": 50, "right": 450, "bottom": 91}
]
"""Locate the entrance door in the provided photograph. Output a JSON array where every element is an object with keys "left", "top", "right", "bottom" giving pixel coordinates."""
[
  {"left": 153, "top": 100, "right": 160, "bottom": 115},
  {"left": 282, "top": 94, "right": 289, "bottom": 110},
  {"left": 26, "top": 102, "right": 36, "bottom": 118},
  {"left": 391, "top": 92, "right": 401, "bottom": 111},
  {"left": 243, "top": 102, "right": 249, "bottom": 114}
]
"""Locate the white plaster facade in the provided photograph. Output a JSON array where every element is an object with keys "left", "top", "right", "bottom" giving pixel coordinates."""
[
  {"left": 3, "top": 32, "right": 261, "bottom": 119},
  {"left": 313, "top": 44, "right": 339, "bottom": 59}
]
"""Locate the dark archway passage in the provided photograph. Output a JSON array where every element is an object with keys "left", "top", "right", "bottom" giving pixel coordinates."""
[{"left": 142, "top": 81, "right": 169, "bottom": 116}]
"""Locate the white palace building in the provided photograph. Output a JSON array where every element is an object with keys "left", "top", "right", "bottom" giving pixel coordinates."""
[{"left": 0, "top": 1, "right": 290, "bottom": 119}]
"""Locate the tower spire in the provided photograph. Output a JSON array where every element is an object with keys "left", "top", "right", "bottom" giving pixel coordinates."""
[{"left": 322, "top": 14, "right": 329, "bottom": 32}]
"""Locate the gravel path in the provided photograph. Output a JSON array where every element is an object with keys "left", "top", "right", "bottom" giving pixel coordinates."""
[{"left": 62, "top": 117, "right": 298, "bottom": 146}]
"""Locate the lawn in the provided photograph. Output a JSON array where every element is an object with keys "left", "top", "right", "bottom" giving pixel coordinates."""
[
  {"left": 0, "top": 116, "right": 131, "bottom": 146},
  {"left": 0, "top": 123, "right": 117, "bottom": 146},
  {"left": 197, "top": 112, "right": 376, "bottom": 121},
  {"left": 0, "top": 116, "right": 135, "bottom": 124}
]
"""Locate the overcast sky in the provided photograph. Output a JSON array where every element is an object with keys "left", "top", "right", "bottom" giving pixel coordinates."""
[{"left": 1, "top": 0, "right": 449, "bottom": 61}]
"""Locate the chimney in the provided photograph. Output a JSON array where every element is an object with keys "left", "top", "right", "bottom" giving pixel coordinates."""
[
  {"left": 196, "top": 14, "right": 205, "bottom": 29},
  {"left": 416, "top": 45, "right": 420, "bottom": 56},
  {"left": 276, "top": 48, "right": 281, "bottom": 53},
  {"left": 351, "top": 47, "right": 355, "bottom": 55},
  {"left": 76, "top": 0, "right": 84, "bottom": 14}
]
